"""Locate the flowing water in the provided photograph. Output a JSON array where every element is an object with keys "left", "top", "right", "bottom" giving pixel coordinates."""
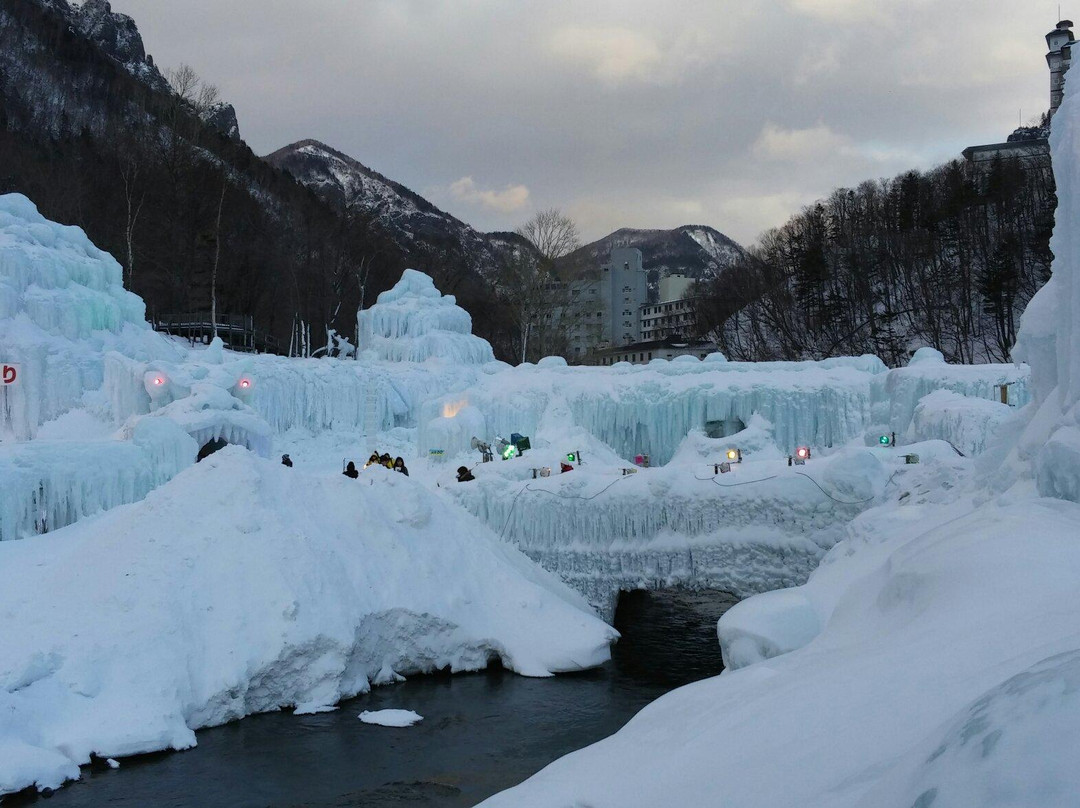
[{"left": 21, "top": 589, "right": 737, "bottom": 808}]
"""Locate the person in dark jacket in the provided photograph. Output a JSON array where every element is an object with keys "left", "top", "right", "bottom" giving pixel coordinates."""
[
  {"left": 343, "top": 461, "right": 359, "bottom": 479},
  {"left": 281, "top": 454, "right": 293, "bottom": 467},
  {"left": 393, "top": 457, "right": 409, "bottom": 476},
  {"left": 456, "top": 466, "right": 475, "bottom": 482}
]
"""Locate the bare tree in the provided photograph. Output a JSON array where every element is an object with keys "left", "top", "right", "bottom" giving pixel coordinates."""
[
  {"left": 210, "top": 178, "right": 226, "bottom": 339},
  {"left": 515, "top": 208, "right": 581, "bottom": 264},
  {"left": 118, "top": 152, "right": 144, "bottom": 288},
  {"left": 504, "top": 208, "right": 582, "bottom": 363}
]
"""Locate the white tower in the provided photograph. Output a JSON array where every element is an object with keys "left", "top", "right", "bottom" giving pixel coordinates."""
[{"left": 1047, "top": 20, "right": 1075, "bottom": 117}]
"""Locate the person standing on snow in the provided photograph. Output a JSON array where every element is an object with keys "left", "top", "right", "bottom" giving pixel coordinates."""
[
  {"left": 380, "top": 453, "right": 393, "bottom": 469},
  {"left": 456, "top": 466, "right": 475, "bottom": 482},
  {"left": 364, "top": 452, "right": 380, "bottom": 469},
  {"left": 343, "top": 461, "right": 359, "bottom": 479},
  {"left": 393, "top": 457, "right": 409, "bottom": 476},
  {"left": 281, "top": 454, "right": 293, "bottom": 467}
]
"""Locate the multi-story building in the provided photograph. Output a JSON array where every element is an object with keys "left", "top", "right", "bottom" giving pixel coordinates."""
[
  {"left": 640, "top": 274, "right": 697, "bottom": 342},
  {"left": 1048, "top": 19, "right": 1075, "bottom": 117},
  {"left": 565, "top": 247, "right": 648, "bottom": 360}
]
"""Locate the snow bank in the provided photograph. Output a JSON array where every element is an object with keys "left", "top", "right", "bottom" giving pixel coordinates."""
[
  {"left": 909, "top": 389, "right": 1015, "bottom": 456},
  {"left": 0, "top": 449, "right": 615, "bottom": 794},
  {"left": 478, "top": 498, "right": 1080, "bottom": 808},
  {"left": 0, "top": 194, "right": 179, "bottom": 438},
  {"left": 357, "top": 269, "right": 495, "bottom": 364}
]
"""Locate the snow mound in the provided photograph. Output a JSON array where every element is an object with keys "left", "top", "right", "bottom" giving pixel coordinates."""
[
  {"left": 864, "top": 649, "right": 1080, "bottom": 808},
  {"left": 357, "top": 269, "right": 495, "bottom": 364},
  {"left": 0, "top": 194, "right": 178, "bottom": 438},
  {"left": 0, "top": 449, "right": 614, "bottom": 794},
  {"left": 358, "top": 709, "right": 423, "bottom": 727}
]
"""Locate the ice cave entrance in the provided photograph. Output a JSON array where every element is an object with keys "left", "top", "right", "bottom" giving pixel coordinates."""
[
  {"left": 196, "top": 437, "right": 230, "bottom": 462},
  {"left": 611, "top": 588, "right": 739, "bottom": 687},
  {"left": 704, "top": 417, "right": 746, "bottom": 439}
]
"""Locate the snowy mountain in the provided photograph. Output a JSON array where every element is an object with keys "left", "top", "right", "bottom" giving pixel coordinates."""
[
  {"left": 264, "top": 139, "right": 533, "bottom": 278},
  {"left": 41, "top": 0, "right": 169, "bottom": 92},
  {"left": 564, "top": 225, "right": 745, "bottom": 283}
]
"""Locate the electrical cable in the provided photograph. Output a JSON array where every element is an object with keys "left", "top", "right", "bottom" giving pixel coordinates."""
[
  {"left": 693, "top": 473, "right": 780, "bottom": 487},
  {"left": 498, "top": 474, "right": 629, "bottom": 538},
  {"left": 693, "top": 467, "right": 904, "bottom": 505}
]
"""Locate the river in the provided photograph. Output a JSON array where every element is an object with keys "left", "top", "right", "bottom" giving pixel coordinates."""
[{"left": 25, "top": 589, "right": 737, "bottom": 808}]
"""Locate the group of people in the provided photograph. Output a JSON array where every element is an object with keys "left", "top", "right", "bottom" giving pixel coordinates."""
[
  {"left": 286, "top": 449, "right": 475, "bottom": 484},
  {"left": 340, "top": 451, "right": 409, "bottom": 479}
]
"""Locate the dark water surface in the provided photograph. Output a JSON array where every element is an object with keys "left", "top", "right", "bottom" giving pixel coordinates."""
[{"left": 27, "top": 589, "right": 737, "bottom": 808}]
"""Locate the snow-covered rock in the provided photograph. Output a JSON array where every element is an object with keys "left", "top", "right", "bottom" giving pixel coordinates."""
[{"left": 0, "top": 449, "right": 615, "bottom": 794}]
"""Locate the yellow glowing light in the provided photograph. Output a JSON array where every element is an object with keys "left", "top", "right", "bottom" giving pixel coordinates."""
[
  {"left": 726, "top": 449, "right": 738, "bottom": 460},
  {"left": 442, "top": 399, "right": 467, "bottom": 418}
]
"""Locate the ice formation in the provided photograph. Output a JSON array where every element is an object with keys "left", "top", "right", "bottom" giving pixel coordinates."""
[
  {"left": 444, "top": 442, "right": 893, "bottom": 618},
  {"left": 0, "top": 194, "right": 179, "bottom": 439},
  {"left": 418, "top": 359, "right": 887, "bottom": 466},
  {"left": 0, "top": 450, "right": 614, "bottom": 794},
  {"left": 357, "top": 269, "right": 495, "bottom": 364},
  {"left": 1010, "top": 77, "right": 1080, "bottom": 502},
  {"left": 909, "top": 389, "right": 1015, "bottom": 456},
  {"left": 0, "top": 417, "right": 195, "bottom": 541},
  {"left": 884, "top": 348, "right": 1029, "bottom": 438}
]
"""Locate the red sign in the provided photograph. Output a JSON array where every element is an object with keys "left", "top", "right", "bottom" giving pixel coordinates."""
[{"left": 2, "top": 363, "right": 19, "bottom": 386}]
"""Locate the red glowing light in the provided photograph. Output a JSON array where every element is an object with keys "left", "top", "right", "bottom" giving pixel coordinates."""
[
  {"left": 239, "top": 379, "right": 251, "bottom": 389},
  {"left": 153, "top": 376, "right": 165, "bottom": 386},
  {"left": 796, "top": 446, "right": 810, "bottom": 459}
]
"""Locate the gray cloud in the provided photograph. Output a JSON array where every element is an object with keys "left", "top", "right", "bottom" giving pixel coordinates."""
[{"left": 109, "top": 0, "right": 1054, "bottom": 245}]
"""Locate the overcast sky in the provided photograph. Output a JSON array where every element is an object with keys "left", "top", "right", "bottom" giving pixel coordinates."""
[{"left": 110, "top": 0, "right": 1058, "bottom": 246}]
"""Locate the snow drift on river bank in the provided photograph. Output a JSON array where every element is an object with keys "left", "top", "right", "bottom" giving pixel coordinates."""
[
  {"left": 478, "top": 497, "right": 1080, "bottom": 808},
  {"left": 0, "top": 449, "right": 615, "bottom": 795}
]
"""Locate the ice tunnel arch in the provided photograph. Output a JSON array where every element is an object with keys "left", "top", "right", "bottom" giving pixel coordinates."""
[
  {"left": 196, "top": 437, "right": 230, "bottom": 462},
  {"left": 704, "top": 417, "right": 747, "bottom": 439}
]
